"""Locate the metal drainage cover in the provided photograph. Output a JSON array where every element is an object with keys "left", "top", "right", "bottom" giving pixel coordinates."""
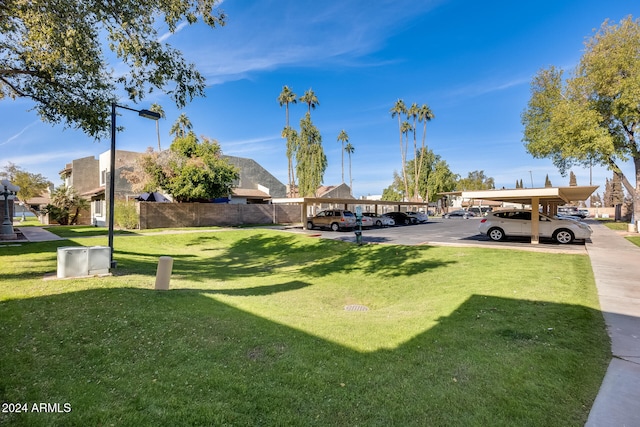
[{"left": 344, "top": 304, "right": 369, "bottom": 312}]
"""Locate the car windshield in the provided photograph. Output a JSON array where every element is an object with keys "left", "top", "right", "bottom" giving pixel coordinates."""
[{"left": 343, "top": 211, "right": 354, "bottom": 217}]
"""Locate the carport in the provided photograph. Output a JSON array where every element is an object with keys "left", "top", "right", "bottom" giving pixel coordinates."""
[
  {"left": 271, "top": 197, "right": 430, "bottom": 230},
  {"left": 455, "top": 186, "right": 598, "bottom": 244}
]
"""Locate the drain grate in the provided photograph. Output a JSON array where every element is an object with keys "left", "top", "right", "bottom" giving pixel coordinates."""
[{"left": 344, "top": 304, "right": 369, "bottom": 312}]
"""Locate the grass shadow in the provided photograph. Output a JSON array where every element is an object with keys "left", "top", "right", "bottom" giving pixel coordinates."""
[
  {"left": 120, "top": 232, "right": 458, "bottom": 281},
  {"left": 0, "top": 288, "right": 609, "bottom": 426}
]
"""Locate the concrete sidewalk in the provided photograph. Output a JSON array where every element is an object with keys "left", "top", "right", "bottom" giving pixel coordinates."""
[
  {"left": 585, "top": 221, "right": 640, "bottom": 426},
  {"left": 16, "top": 227, "right": 63, "bottom": 242}
]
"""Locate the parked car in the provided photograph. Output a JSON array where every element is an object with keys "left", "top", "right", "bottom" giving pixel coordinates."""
[
  {"left": 383, "top": 211, "right": 413, "bottom": 225},
  {"left": 478, "top": 209, "right": 592, "bottom": 244},
  {"left": 558, "top": 206, "right": 587, "bottom": 218},
  {"left": 467, "top": 206, "right": 492, "bottom": 217},
  {"left": 406, "top": 211, "right": 429, "bottom": 223},
  {"left": 358, "top": 214, "right": 374, "bottom": 228},
  {"left": 443, "top": 210, "right": 474, "bottom": 219},
  {"left": 307, "top": 209, "right": 356, "bottom": 231},
  {"left": 362, "top": 212, "right": 394, "bottom": 227}
]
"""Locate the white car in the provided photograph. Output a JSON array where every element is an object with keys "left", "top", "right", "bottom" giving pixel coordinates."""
[
  {"left": 478, "top": 209, "right": 592, "bottom": 244},
  {"left": 358, "top": 215, "right": 374, "bottom": 228},
  {"left": 363, "top": 212, "right": 395, "bottom": 227},
  {"left": 406, "top": 211, "right": 429, "bottom": 223}
]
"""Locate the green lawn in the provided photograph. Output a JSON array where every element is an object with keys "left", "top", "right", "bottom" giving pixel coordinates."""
[
  {"left": 601, "top": 219, "right": 640, "bottom": 247},
  {"left": 0, "top": 229, "right": 610, "bottom": 426}
]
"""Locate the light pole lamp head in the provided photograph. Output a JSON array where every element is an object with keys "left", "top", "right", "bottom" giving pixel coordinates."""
[
  {"left": 138, "top": 109, "right": 161, "bottom": 120},
  {"left": 0, "top": 179, "right": 20, "bottom": 193}
]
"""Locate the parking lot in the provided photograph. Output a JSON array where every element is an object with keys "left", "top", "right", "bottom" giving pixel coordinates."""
[{"left": 293, "top": 216, "right": 589, "bottom": 254}]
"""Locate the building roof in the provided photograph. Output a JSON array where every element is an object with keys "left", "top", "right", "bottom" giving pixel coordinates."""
[
  {"left": 81, "top": 187, "right": 105, "bottom": 198},
  {"left": 232, "top": 188, "right": 271, "bottom": 199}
]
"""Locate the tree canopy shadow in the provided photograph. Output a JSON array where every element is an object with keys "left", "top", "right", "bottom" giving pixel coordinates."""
[{"left": 108, "top": 231, "right": 456, "bottom": 282}]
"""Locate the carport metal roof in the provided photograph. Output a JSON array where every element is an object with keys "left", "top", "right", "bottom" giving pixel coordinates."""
[
  {"left": 271, "top": 197, "right": 430, "bottom": 230},
  {"left": 458, "top": 186, "right": 599, "bottom": 205},
  {"left": 447, "top": 186, "right": 598, "bottom": 245}
]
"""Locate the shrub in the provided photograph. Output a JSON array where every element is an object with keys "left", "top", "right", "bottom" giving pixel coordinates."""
[{"left": 114, "top": 200, "right": 139, "bottom": 229}]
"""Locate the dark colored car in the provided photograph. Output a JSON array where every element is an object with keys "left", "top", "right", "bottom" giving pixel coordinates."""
[{"left": 383, "top": 211, "right": 413, "bottom": 225}]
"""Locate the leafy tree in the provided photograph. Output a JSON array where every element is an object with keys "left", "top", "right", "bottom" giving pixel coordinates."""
[
  {"left": 0, "top": 162, "right": 50, "bottom": 202},
  {"left": 569, "top": 171, "right": 577, "bottom": 186},
  {"left": 345, "top": 142, "right": 355, "bottom": 192},
  {"left": 381, "top": 171, "right": 404, "bottom": 201},
  {"left": 603, "top": 178, "right": 613, "bottom": 207},
  {"left": 296, "top": 113, "right": 326, "bottom": 197},
  {"left": 612, "top": 173, "right": 625, "bottom": 206},
  {"left": 457, "top": 170, "right": 495, "bottom": 191},
  {"left": 522, "top": 16, "right": 640, "bottom": 220},
  {"left": 132, "top": 133, "right": 239, "bottom": 202},
  {"left": 405, "top": 148, "right": 457, "bottom": 202},
  {"left": 278, "top": 85, "right": 298, "bottom": 196},
  {"left": 44, "top": 185, "right": 89, "bottom": 225},
  {"left": 1, "top": 0, "right": 226, "bottom": 138}
]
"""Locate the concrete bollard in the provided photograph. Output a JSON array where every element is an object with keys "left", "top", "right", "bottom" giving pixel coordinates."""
[{"left": 155, "top": 256, "right": 173, "bottom": 290}]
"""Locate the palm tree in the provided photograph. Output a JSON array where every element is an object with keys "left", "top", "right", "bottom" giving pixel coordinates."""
[
  {"left": 277, "top": 85, "right": 297, "bottom": 129},
  {"left": 400, "top": 120, "right": 412, "bottom": 199},
  {"left": 415, "top": 103, "right": 434, "bottom": 201},
  {"left": 150, "top": 103, "right": 166, "bottom": 151},
  {"left": 337, "top": 130, "right": 349, "bottom": 183},
  {"left": 408, "top": 103, "right": 420, "bottom": 200},
  {"left": 278, "top": 86, "right": 298, "bottom": 197},
  {"left": 390, "top": 99, "right": 409, "bottom": 200},
  {"left": 345, "top": 142, "right": 355, "bottom": 193},
  {"left": 300, "top": 88, "right": 319, "bottom": 114},
  {"left": 169, "top": 113, "right": 192, "bottom": 138}
]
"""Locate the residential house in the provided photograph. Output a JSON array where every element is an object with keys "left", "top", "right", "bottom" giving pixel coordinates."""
[
  {"left": 62, "top": 151, "right": 287, "bottom": 226},
  {"left": 223, "top": 155, "right": 287, "bottom": 203}
]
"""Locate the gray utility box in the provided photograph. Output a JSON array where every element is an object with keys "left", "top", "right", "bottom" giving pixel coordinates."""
[{"left": 57, "top": 246, "right": 111, "bottom": 278}]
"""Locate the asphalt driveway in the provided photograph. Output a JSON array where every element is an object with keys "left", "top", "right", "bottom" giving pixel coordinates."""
[{"left": 297, "top": 216, "right": 589, "bottom": 254}]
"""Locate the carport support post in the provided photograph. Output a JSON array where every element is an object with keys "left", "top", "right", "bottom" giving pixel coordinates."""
[
  {"left": 302, "top": 201, "right": 308, "bottom": 229},
  {"left": 531, "top": 196, "right": 540, "bottom": 244}
]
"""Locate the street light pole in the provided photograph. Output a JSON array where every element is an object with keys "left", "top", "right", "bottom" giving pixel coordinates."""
[{"left": 108, "top": 102, "right": 161, "bottom": 269}]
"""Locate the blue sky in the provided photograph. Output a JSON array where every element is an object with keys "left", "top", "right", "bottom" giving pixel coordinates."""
[{"left": 2, "top": 0, "right": 638, "bottom": 199}]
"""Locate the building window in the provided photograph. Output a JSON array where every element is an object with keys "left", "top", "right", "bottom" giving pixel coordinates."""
[
  {"left": 100, "top": 169, "right": 107, "bottom": 186},
  {"left": 95, "top": 200, "right": 103, "bottom": 216}
]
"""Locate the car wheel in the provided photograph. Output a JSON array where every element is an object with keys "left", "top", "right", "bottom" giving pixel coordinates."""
[
  {"left": 330, "top": 223, "right": 340, "bottom": 232},
  {"left": 307, "top": 221, "right": 314, "bottom": 230},
  {"left": 554, "top": 229, "right": 574, "bottom": 244},
  {"left": 488, "top": 227, "right": 505, "bottom": 241},
  {"left": 444, "top": 214, "right": 450, "bottom": 219},
  {"left": 375, "top": 220, "right": 382, "bottom": 227}
]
